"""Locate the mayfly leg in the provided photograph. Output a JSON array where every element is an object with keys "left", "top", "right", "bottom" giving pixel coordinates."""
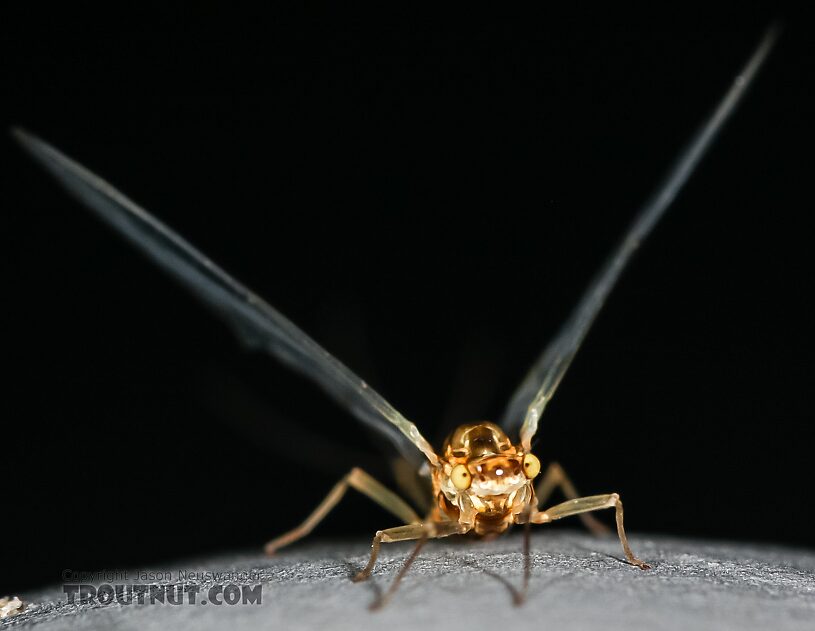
[
  {"left": 353, "top": 521, "right": 465, "bottom": 609},
  {"left": 369, "top": 531, "right": 429, "bottom": 611},
  {"left": 264, "top": 467, "right": 421, "bottom": 555},
  {"left": 532, "top": 493, "right": 650, "bottom": 569},
  {"left": 517, "top": 513, "right": 533, "bottom": 606},
  {"left": 534, "top": 462, "right": 610, "bottom": 535},
  {"left": 353, "top": 521, "right": 464, "bottom": 581}
]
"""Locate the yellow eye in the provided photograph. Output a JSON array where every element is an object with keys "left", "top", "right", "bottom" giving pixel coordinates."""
[
  {"left": 522, "top": 453, "right": 541, "bottom": 479},
  {"left": 450, "top": 464, "right": 472, "bottom": 490}
]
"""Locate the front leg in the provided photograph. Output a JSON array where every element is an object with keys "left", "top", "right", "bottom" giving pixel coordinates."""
[
  {"left": 531, "top": 493, "right": 650, "bottom": 569},
  {"left": 353, "top": 521, "right": 465, "bottom": 582},
  {"left": 534, "top": 462, "right": 610, "bottom": 534},
  {"left": 353, "top": 521, "right": 466, "bottom": 610}
]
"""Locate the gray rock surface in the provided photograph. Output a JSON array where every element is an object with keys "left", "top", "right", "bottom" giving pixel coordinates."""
[{"left": 5, "top": 532, "right": 815, "bottom": 630}]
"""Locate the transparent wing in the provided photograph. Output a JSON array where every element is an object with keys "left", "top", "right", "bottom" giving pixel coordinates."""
[
  {"left": 502, "top": 25, "right": 779, "bottom": 450},
  {"left": 13, "top": 129, "right": 439, "bottom": 469}
]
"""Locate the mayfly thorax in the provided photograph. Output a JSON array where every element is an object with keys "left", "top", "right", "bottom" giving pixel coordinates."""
[{"left": 14, "top": 25, "right": 777, "bottom": 610}]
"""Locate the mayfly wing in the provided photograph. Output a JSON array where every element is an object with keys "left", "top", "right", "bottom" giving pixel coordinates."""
[
  {"left": 502, "top": 25, "right": 779, "bottom": 450},
  {"left": 13, "top": 128, "right": 439, "bottom": 470}
]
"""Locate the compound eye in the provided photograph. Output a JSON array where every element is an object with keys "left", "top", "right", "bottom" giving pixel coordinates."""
[
  {"left": 522, "top": 453, "right": 541, "bottom": 479},
  {"left": 450, "top": 464, "right": 472, "bottom": 490}
]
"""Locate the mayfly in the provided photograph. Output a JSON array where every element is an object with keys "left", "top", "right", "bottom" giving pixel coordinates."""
[{"left": 14, "top": 26, "right": 776, "bottom": 609}]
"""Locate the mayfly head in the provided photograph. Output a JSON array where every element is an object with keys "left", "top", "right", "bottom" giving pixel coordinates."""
[{"left": 435, "top": 422, "right": 540, "bottom": 531}]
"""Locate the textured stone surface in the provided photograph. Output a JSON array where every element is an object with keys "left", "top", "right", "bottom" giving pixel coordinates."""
[{"left": 5, "top": 532, "right": 815, "bottom": 630}]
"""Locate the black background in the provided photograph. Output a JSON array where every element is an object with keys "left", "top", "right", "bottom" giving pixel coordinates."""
[{"left": 2, "top": 7, "right": 812, "bottom": 596}]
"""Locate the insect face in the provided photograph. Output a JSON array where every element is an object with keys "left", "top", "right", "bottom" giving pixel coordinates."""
[
  {"left": 436, "top": 422, "right": 539, "bottom": 529},
  {"left": 467, "top": 455, "right": 526, "bottom": 496}
]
